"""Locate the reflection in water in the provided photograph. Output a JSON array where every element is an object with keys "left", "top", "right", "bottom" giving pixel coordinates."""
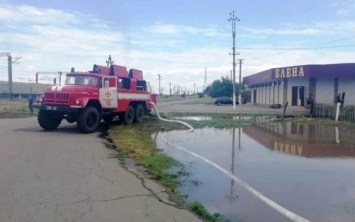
[
  {"left": 173, "top": 116, "right": 212, "bottom": 121},
  {"left": 245, "top": 116, "right": 355, "bottom": 158},
  {"left": 156, "top": 117, "right": 355, "bottom": 222},
  {"left": 173, "top": 116, "right": 252, "bottom": 121},
  {"left": 226, "top": 128, "right": 237, "bottom": 204}
]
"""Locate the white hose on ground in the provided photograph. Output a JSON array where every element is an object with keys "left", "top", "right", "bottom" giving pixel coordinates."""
[{"left": 149, "top": 102, "right": 310, "bottom": 222}]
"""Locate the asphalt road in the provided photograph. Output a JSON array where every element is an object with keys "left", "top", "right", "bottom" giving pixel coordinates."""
[
  {"left": 0, "top": 117, "right": 201, "bottom": 222},
  {"left": 157, "top": 100, "right": 309, "bottom": 116}
]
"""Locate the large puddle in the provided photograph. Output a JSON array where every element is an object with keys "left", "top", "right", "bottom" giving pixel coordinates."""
[{"left": 156, "top": 116, "right": 355, "bottom": 222}]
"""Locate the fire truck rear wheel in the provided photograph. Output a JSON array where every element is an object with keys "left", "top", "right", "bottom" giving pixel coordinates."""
[
  {"left": 134, "top": 104, "right": 144, "bottom": 122},
  {"left": 77, "top": 106, "right": 100, "bottom": 133},
  {"left": 38, "top": 110, "right": 62, "bottom": 130},
  {"left": 123, "top": 105, "right": 134, "bottom": 124}
]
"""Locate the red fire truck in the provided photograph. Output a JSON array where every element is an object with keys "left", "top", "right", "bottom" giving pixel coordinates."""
[{"left": 34, "top": 62, "right": 157, "bottom": 133}]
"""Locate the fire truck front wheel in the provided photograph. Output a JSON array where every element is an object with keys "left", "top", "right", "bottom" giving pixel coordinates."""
[
  {"left": 38, "top": 110, "right": 62, "bottom": 130},
  {"left": 123, "top": 105, "right": 134, "bottom": 124},
  {"left": 77, "top": 106, "right": 100, "bottom": 133}
]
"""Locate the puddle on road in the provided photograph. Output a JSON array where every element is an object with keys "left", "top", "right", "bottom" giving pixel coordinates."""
[
  {"left": 173, "top": 115, "right": 253, "bottom": 121},
  {"left": 173, "top": 116, "right": 213, "bottom": 121},
  {"left": 155, "top": 116, "right": 355, "bottom": 222}
]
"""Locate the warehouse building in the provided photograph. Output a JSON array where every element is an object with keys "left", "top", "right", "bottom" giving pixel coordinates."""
[
  {"left": 243, "top": 63, "right": 355, "bottom": 106},
  {"left": 0, "top": 81, "right": 52, "bottom": 99}
]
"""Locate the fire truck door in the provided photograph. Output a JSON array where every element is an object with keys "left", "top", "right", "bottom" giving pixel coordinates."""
[{"left": 99, "top": 76, "right": 118, "bottom": 108}]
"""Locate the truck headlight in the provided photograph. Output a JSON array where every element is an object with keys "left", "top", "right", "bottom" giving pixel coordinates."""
[{"left": 75, "top": 99, "right": 81, "bottom": 105}]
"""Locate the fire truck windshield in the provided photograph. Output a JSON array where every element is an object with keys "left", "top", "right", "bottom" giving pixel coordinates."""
[{"left": 66, "top": 76, "right": 99, "bottom": 87}]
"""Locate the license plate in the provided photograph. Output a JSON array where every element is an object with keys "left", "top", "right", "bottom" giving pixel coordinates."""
[{"left": 45, "top": 106, "right": 57, "bottom": 110}]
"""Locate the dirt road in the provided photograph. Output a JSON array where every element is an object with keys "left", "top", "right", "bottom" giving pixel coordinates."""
[{"left": 0, "top": 117, "right": 200, "bottom": 222}]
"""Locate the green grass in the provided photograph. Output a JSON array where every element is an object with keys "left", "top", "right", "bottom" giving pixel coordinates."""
[
  {"left": 189, "top": 201, "right": 228, "bottom": 222},
  {"left": 0, "top": 99, "right": 35, "bottom": 118}
]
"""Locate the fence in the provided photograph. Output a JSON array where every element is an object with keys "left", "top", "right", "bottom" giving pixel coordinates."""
[{"left": 314, "top": 103, "right": 355, "bottom": 122}]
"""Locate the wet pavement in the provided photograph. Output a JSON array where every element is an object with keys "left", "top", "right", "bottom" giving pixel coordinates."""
[{"left": 156, "top": 116, "right": 355, "bottom": 222}]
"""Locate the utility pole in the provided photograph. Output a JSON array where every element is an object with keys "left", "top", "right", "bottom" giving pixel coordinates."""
[
  {"left": 203, "top": 68, "right": 207, "bottom": 95},
  {"left": 106, "top": 55, "right": 114, "bottom": 67},
  {"left": 228, "top": 11, "right": 240, "bottom": 109},
  {"left": 194, "top": 83, "right": 196, "bottom": 95},
  {"left": 169, "top": 82, "right": 172, "bottom": 96},
  {"left": 157, "top": 74, "right": 161, "bottom": 96},
  {"left": 237, "top": 59, "right": 244, "bottom": 105},
  {"left": 36, "top": 72, "right": 63, "bottom": 85},
  {"left": 1, "top": 52, "right": 21, "bottom": 100}
]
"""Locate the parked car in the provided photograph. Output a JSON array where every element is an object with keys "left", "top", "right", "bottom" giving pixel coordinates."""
[{"left": 214, "top": 97, "right": 238, "bottom": 106}]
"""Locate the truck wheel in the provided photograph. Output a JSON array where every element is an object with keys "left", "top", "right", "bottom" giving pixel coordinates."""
[
  {"left": 77, "top": 106, "right": 100, "bottom": 133},
  {"left": 123, "top": 105, "right": 134, "bottom": 124},
  {"left": 38, "top": 110, "right": 62, "bottom": 130},
  {"left": 134, "top": 104, "right": 144, "bottom": 122}
]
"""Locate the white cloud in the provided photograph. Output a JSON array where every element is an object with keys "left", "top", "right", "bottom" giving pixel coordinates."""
[
  {"left": 0, "top": 4, "right": 79, "bottom": 25},
  {"left": 1, "top": 3, "right": 355, "bottom": 93},
  {"left": 332, "top": 0, "right": 355, "bottom": 16},
  {"left": 148, "top": 23, "right": 219, "bottom": 36}
]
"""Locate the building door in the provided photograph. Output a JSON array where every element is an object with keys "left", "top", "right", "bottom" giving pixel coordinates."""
[
  {"left": 299, "top": 86, "right": 305, "bottom": 106},
  {"left": 292, "top": 86, "right": 305, "bottom": 106},
  {"left": 253, "top": 89, "right": 256, "bottom": 103},
  {"left": 292, "top": 87, "right": 298, "bottom": 106}
]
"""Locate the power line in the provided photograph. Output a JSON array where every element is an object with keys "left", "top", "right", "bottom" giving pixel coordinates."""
[
  {"left": 238, "top": 44, "right": 355, "bottom": 50},
  {"left": 312, "top": 37, "right": 354, "bottom": 46}
]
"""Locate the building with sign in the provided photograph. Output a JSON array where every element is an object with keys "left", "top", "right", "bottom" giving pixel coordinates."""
[{"left": 243, "top": 63, "right": 355, "bottom": 106}]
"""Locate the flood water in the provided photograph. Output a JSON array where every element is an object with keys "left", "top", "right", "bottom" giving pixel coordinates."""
[{"left": 156, "top": 116, "right": 355, "bottom": 222}]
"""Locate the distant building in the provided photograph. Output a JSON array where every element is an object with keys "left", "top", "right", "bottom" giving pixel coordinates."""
[
  {"left": 243, "top": 63, "right": 355, "bottom": 106},
  {"left": 0, "top": 81, "right": 52, "bottom": 99}
]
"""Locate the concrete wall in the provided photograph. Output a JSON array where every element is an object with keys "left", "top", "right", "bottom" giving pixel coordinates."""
[
  {"left": 252, "top": 82, "right": 285, "bottom": 105},
  {"left": 338, "top": 77, "right": 355, "bottom": 105},
  {"left": 278, "top": 82, "right": 284, "bottom": 105},
  {"left": 316, "top": 78, "right": 334, "bottom": 104}
]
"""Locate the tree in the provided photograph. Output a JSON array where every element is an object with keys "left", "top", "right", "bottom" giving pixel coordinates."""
[
  {"left": 205, "top": 76, "right": 233, "bottom": 98},
  {"left": 205, "top": 76, "right": 251, "bottom": 102}
]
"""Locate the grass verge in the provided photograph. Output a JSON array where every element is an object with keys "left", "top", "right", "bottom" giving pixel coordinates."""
[
  {"left": 108, "top": 119, "right": 187, "bottom": 199},
  {"left": 0, "top": 99, "right": 35, "bottom": 118}
]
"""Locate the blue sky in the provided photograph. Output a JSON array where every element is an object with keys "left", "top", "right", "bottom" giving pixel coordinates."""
[{"left": 0, "top": 0, "right": 354, "bottom": 93}]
